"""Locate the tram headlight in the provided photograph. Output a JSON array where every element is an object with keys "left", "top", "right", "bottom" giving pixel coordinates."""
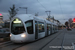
[
  {"left": 21, "top": 34, "right": 26, "bottom": 37},
  {"left": 10, "top": 34, "right": 11, "bottom": 37}
]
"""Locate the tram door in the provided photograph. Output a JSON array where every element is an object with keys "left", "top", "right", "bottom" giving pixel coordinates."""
[
  {"left": 47, "top": 24, "right": 48, "bottom": 36},
  {"left": 47, "top": 24, "right": 49, "bottom": 36},
  {"left": 35, "top": 21, "right": 38, "bottom": 39},
  {"left": 47, "top": 24, "right": 51, "bottom": 35},
  {"left": 50, "top": 25, "right": 52, "bottom": 34}
]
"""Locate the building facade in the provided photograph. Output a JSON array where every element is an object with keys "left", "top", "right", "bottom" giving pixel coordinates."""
[{"left": 0, "top": 13, "right": 4, "bottom": 27}]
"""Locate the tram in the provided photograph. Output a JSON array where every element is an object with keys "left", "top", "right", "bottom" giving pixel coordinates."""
[{"left": 10, "top": 14, "right": 58, "bottom": 43}]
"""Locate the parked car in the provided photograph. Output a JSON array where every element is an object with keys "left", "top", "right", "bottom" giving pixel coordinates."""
[
  {"left": 0, "top": 29, "right": 10, "bottom": 38},
  {"left": 67, "top": 27, "right": 71, "bottom": 31}
]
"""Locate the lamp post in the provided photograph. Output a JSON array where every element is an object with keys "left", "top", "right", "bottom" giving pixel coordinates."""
[{"left": 45, "top": 11, "right": 51, "bottom": 21}]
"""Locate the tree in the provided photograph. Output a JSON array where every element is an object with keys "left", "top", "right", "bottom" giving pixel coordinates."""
[
  {"left": 68, "top": 18, "right": 72, "bottom": 27},
  {"left": 65, "top": 21, "right": 68, "bottom": 26},
  {"left": 8, "top": 4, "right": 19, "bottom": 20}
]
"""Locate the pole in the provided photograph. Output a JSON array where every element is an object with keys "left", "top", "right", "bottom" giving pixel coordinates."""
[
  {"left": 25, "top": 7, "right": 27, "bottom": 14},
  {"left": 45, "top": 11, "right": 51, "bottom": 21},
  {"left": 19, "top": 7, "right": 27, "bottom": 14}
]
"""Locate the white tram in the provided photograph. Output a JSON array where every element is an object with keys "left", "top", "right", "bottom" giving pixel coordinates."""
[{"left": 10, "top": 14, "right": 58, "bottom": 43}]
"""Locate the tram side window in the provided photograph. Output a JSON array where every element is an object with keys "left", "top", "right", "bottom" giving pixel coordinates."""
[
  {"left": 47, "top": 24, "right": 51, "bottom": 31},
  {"left": 53, "top": 25, "right": 54, "bottom": 30},
  {"left": 55, "top": 26, "right": 56, "bottom": 30},
  {"left": 49, "top": 24, "right": 51, "bottom": 30},
  {"left": 55, "top": 26, "right": 57, "bottom": 30},
  {"left": 38, "top": 22, "right": 44, "bottom": 33},
  {"left": 56, "top": 26, "right": 58, "bottom": 30},
  {"left": 57, "top": 26, "right": 58, "bottom": 30},
  {"left": 47, "top": 24, "right": 48, "bottom": 30},
  {"left": 54, "top": 25, "right": 55, "bottom": 30},
  {"left": 54, "top": 26, "right": 56, "bottom": 30},
  {"left": 25, "top": 20, "right": 33, "bottom": 34}
]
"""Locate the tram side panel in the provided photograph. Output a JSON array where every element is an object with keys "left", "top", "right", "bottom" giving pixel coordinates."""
[
  {"left": 52, "top": 25, "right": 54, "bottom": 34},
  {"left": 23, "top": 20, "right": 35, "bottom": 42},
  {"left": 34, "top": 20, "right": 46, "bottom": 40},
  {"left": 44, "top": 21, "right": 51, "bottom": 36},
  {"left": 37, "top": 21, "right": 45, "bottom": 39},
  {"left": 44, "top": 21, "right": 47, "bottom": 37}
]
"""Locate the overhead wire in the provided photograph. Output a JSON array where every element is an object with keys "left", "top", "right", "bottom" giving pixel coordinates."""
[
  {"left": 59, "top": 0, "right": 63, "bottom": 15},
  {"left": 58, "top": 0, "right": 67, "bottom": 21},
  {"left": 37, "top": 0, "right": 52, "bottom": 18},
  {"left": 59, "top": 0, "right": 69, "bottom": 21},
  {"left": 37, "top": 0, "right": 67, "bottom": 21},
  {"left": 37, "top": 0, "right": 47, "bottom": 11}
]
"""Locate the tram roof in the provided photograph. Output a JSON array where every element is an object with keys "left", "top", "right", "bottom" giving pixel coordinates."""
[
  {"left": 13, "top": 14, "right": 57, "bottom": 25},
  {"left": 45, "top": 20, "right": 52, "bottom": 24},
  {"left": 14, "top": 14, "right": 44, "bottom": 22}
]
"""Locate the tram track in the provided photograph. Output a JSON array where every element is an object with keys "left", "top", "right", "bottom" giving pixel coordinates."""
[
  {"left": 40, "top": 31, "right": 62, "bottom": 50},
  {"left": 0, "top": 40, "right": 34, "bottom": 50},
  {"left": 60, "top": 32, "right": 66, "bottom": 50},
  {"left": 12, "top": 43, "right": 29, "bottom": 50},
  {"left": 0, "top": 33, "right": 61, "bottom": 50},
  {"left": 0, "top": 41, "right": 11, "bottom": 45},
  {"left": 0, "top": 30, "right": 64, "bottom": 50},
  {"left": 0, "top": 42, "right": 32, "bottom": 50},
  {"left": 39, "top": 30, "right": 66, "bottom": 50},
  {"left": 59, "top": 30, "right": 74, "bottom": 50},
  {"left": 0, "top": 41, "right": 13, "bottom": 48},
  {"left": 13, "top": 33, "right": 61, "bottom": 50}
]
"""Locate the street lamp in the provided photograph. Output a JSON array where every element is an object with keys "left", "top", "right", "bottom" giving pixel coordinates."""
[{"left": 19, "top": 7, "right": 27, "bottom": 14}]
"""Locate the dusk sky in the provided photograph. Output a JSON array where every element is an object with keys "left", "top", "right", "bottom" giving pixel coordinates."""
[{"left": 0, "top": 0, "right": 75, "bottom": 24}]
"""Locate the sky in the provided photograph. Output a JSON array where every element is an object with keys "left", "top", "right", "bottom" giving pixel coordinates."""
[{"left": 0, "top": 0, "right": 75, "bottom": 24}]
